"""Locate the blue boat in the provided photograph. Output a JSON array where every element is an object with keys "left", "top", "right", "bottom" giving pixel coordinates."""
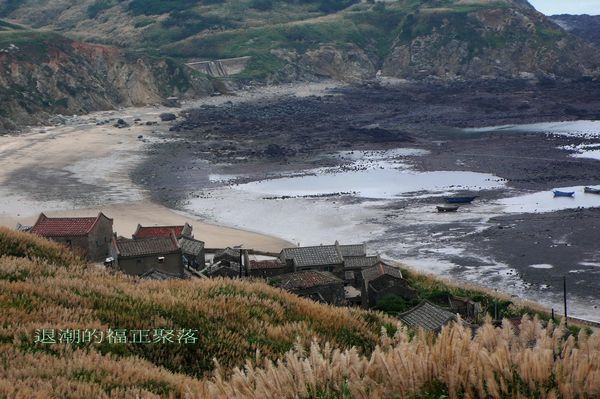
[
  {"left": 553, "top": 190, "right": 575, "bottom": 197},
  {"left": 444, "top": 196, "right": 478, "bottom": 204}
]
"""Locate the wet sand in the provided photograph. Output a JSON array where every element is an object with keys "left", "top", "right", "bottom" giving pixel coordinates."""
[{"left": 0, "top": 83, "right": 342, "bottom": 251}]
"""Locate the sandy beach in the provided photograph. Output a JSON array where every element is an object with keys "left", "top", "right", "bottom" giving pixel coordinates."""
[{"left": 0, "top": 83, "right": 342, "bottom": 252}]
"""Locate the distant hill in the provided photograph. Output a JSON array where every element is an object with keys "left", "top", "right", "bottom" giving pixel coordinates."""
[
  {"left": 551, "top": 14, "right": 600, "bottom": 48},
  {"left": 0, "top": 21, "right": 212, "bottom": 131},
  {"left": 1, "top": 0, "right": 600, "bottom": 83}
]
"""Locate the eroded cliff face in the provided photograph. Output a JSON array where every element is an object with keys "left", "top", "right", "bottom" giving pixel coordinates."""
[
  {"left": 0, "top": 34, "right": 211, "bottom": 131},
  {"left": 380, "top": 7, "right": 600, "bottom": 81}
]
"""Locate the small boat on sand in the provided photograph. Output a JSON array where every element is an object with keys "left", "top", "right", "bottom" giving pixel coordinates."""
[
  {"left": 553, "top": 190, "right": 575, "bottom": 197},
  {"left": 444, "top": 196, "right": 478, "bottom": 204},
  {"left": 437, "top": 205, "right": 459, "bottom": 213},
  {"left": 584, "top": 186, "right": 600, "bottom": 194}
]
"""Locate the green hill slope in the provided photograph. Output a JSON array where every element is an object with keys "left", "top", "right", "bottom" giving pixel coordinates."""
[
  {"left": 0, "top": 21, "right": 212, "bottom": 130},
  {"left": 2, "top": 0, "right": 599, "bottom": 82}
]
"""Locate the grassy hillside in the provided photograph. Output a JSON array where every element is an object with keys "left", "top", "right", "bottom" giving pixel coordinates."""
[
  {"left": 1, "top": 228, "right": 600, "bottom": 398},
  {"left": 2, "top": 0, "right": 599, "bottom": 82},
  {"left": 0, "top": 227, "right": 393, "bottom": 396}
]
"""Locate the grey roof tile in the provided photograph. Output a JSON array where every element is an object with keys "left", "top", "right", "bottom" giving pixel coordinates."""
[
  {"left": 337, "top": 244, "right": 366, "bottom": 257},
  {"left": 179, "top": 237, "right": 204, "bottom": 256},
  {"left": 399, "top": 301, "right": 457, "bottom": 332},
  {"left": 280, "top": 245, "right": 343, "bottom": 268},
  {"left": 115, "top": 236, "right": 180, "bottom": 258},
  {"left": 344, "top": 256, "right": 380, "bottom": 269},
  {"left": 361, "top": 262, "right": 403, "bottom": 286},
  {"left": 273, "top": 271, "right": 343, "bottom": 290}
]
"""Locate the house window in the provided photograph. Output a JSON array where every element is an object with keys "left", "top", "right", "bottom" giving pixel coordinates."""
[{"left": 157, "top": 256, "right": 165, "bottom": 264}]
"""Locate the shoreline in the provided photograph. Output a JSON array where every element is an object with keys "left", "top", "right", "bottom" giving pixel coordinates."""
[
  {"left": 2, "top": 81, "right": 600, "bottom": 325},
  {"left": 0, "top": 83, "right": 340, "bottom": 252}
]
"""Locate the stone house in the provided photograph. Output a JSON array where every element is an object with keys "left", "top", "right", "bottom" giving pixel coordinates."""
[
  {"left": 179, "top": 236, "right": 206, "bottom": 269},
  {"left": 204, "top": 262, "right": 241, "bottom": 278},
  {"left": 247, "top": 259, "right": 292, "bottom": 278},
  {"left": 30, "top": 212, "right": 114, "bottom": 261},
  {"left": 361, "top": 262, "right": 418, "bottom": 308},
  {"left": 399, "top": 300, "right": 457, "bottom": 333},
  {"left": 111, "top": 234, "right": 183, "bottom": 277},
  {"left": 272, "top": 270, "right": 345, "bottom": 305},
  {"left": 213, "top": 247, "right": 241, "bottom": 266},
  {"left": 279, "top": 245, "right": 345, "bottom": 274},
  {"left": 132, "top": 223, "right": 193, "bottom": 239},
  {"left": 448, "top": 295, "right": 483, "bottom": 322},
  {"left": 343, "top": 255, "right": 380, "bottom": 286},
  {"left": 337, "top": 243, "right": 367, "bottom": 258}
]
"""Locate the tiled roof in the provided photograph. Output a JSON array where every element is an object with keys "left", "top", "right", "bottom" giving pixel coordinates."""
[
  {"left": 249, "top": 260, "right": 284, "bottom": 270},
  {"left": 399, "top": 301, "right": 457, "bottom": 332},
  {"left": 133, "top": 223, "right": 192, "bottom": 239},
  {"left": 30, "top": 213, "right": 110, "bottom": 237},
  {"left": 280, "top": 245, "right": 343, "bottom": 268},
  {"left": 140, "top": 269, "right": 182, "bottom": 280},
  {"left": 273, "top": 271, "right": 343, "bottom": 290},
  {"left": 338, "top": 244, "right": 366, "bottom": 257},
  {"left": 214, "top": 247, "right": 241, "bottom": 260},
  {"left": 344, "top": 256, "right": 380, "bottom": 269},
  {"left": 361, "top": 262, "right": 403, "bottom": 286},
  {"left": 115, "top": 236, "right": 180, "bottom": 257},
  {"left": 205, "top": 263, "right": 240, "bottom": 277},
  {"left": 179, "top": 237, "right": 204, "bottom": 256}
]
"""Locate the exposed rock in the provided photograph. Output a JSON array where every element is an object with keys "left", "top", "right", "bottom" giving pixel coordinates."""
[
  {"left": 381, "top": 7, "right": 600, "bottom": 81},
  {"left": 551, "top": 14, "right": 600, "bottom": 48},
  {"left": 160, "top": 113, "right": 177, "bottom": 122},
  {"left": 0, "top": 34, "right": 212, "bottom": 131},
  {"left": 161, "top": 97, "right": 181, "bottom": 108}
]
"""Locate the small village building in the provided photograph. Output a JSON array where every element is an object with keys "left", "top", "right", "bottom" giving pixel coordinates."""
[
  {"left": 132, "top": 223, "right": 193, "bottom": 239},
  {"left": 361, "top": 262, "right": 417, "bottom": 308},
  {"left": 213, "top": 247, "right": 241, "bottom": 266},
  {"left": 247, "top": 259, "right": 292, "bottom": 278},
  {"left": 272, "top": 270, "right": 345, "bottom": 305},
  {"left": 140, "top": 269, "right": 184, "bottom": 280},
  {"left": 30, "top": 212, "right": 114, "bottom": 261},
  {"left": 399, "top": 300, "right": 457, "bottom": 333},
  {"left": 337, "top": 243, "right": 367, "bottom": 258},
  {"left": 279, "top": 245, "right": 344, "bottom": 273},
  {"left": 179, "top": 236, "right": 206, "bottom": 269},
  {"left": 343, "top": 255, "right": 380, "bottom": 285},
  {"left": 448, "top": 295, "right": 483, "bottom": 322},
  {"left": 203, "top": 262, "right": 241, "bottom": 278},
  {"left": 111, "top": 234, "right": 183, "bottom": 277}
]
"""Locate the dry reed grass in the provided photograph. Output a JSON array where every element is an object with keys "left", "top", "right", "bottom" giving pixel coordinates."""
[{"left": 2, "top": 229, "right": 599, "bottom": 398}]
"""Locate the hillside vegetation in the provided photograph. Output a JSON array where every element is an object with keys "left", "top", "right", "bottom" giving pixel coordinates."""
[
  {"left": 1, "top": 0, "right": 599, "bottom": 82},
  {"left": 2, "top": 228, "right": 600, "bottom": 398},
  {"left": 0, "top": 21, "right": 212, "bottom": 131}
]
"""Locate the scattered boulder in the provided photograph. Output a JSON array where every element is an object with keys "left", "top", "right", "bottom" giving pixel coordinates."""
[
  {"left": 161, "top": 97, "right": 181, "bottom": 108},
  {"left": 264, "top": 143, "right": 286, "bottom": 158},
  {"left": 160, "top": 113, "right": 177, "bottom": 122},
  {"left": 114, "top": 118, "right": 129, "bottom": 128}
]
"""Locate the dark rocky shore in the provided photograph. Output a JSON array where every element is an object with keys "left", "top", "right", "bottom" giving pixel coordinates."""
[
  {"left": 131, "top": 79, "right": 600, "bottom": 319},
  {"left": 134, "top": 79, "right": 600, "bottom": 202}
]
